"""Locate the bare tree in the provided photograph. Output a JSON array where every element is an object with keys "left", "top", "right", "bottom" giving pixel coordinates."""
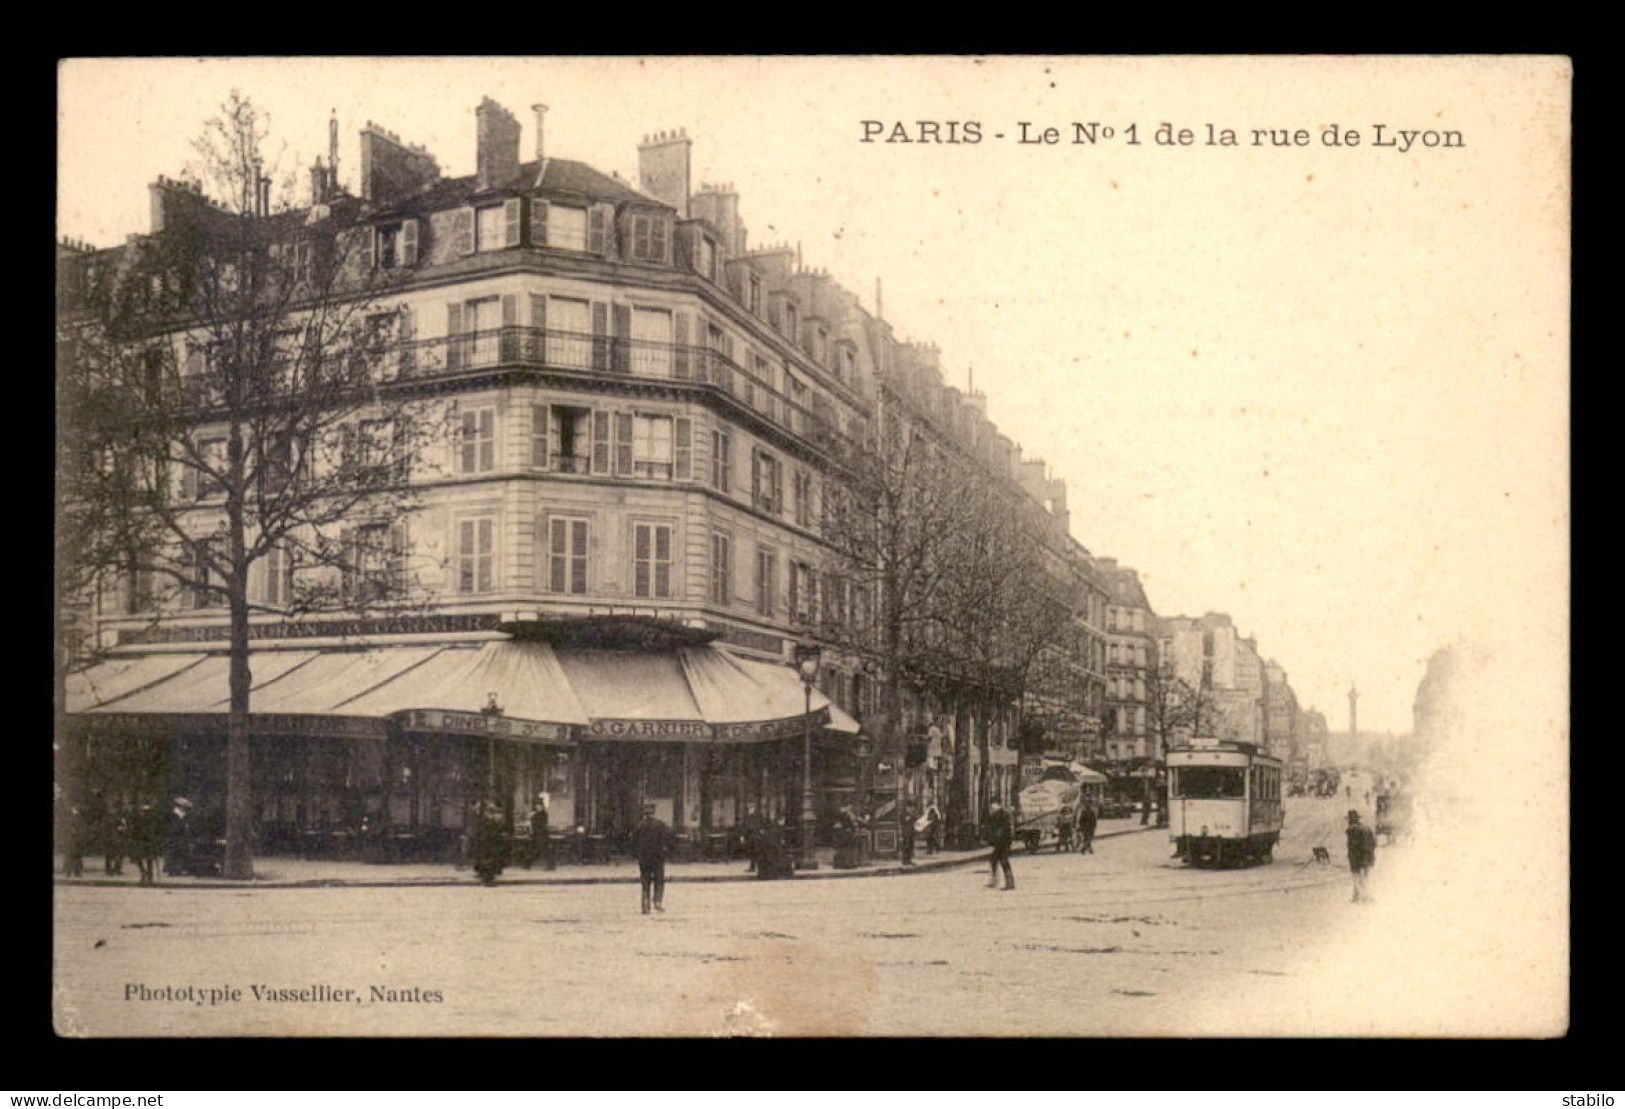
[
  {"left": 822, "top": 393, "right": 1087, "bottom": 836},
  {"left": 1144, "top": 659, "right": 1213, "bottom": 753},
  {"left": 57, "top": 92, "right": 447, "bottom": 878}
]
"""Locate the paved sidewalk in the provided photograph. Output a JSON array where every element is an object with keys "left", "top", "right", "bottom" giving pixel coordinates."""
[{"left": 55, "top": 817, "right": 1161, "bottom": 890}]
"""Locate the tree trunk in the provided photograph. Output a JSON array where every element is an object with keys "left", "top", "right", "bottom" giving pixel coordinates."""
[{"left": 223, "top": 423, "right": 255, "bottom": 880}]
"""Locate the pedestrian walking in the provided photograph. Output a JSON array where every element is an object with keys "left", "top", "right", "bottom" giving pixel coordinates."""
[
  {"left": 832, "top": 805, "right": 862, "bottom": 869},
  {"left": 130, "top": 802, "right": 164, "bottom": 886},
  {"left": 984, "top": 801, "right": 1015, "bottom": 890},
  {"left": 1056, "top": 806, "right": 1074, "bottom": 853},
  {"left": 1345, "top": 809, "right": 1377, "bottom": 903},
  {"left": 470, "top": 801, "right": 509, "bottom": 886},
  {"left": 164, "top": 797, "right": 197, "bottom": 877},
  {"left": 922, "top": 800, "right": 943, "bottom": 855},
  {"left": 899, "top": 800, "right": 917, "bottom": 866},
  {"left": 62, "top": 801, "right": 86, "bottom": 876},
  {"left": 526, "top": 794, "right": 552, "bottom": 870},
  {"left": 742, "top": 804, "right": 768, "bottom": 873},
  {"left": 756, "top": 816, "right": 793, "bottom": 879},
  {"left": 629, "top": 803, "right": 676, "bottom": 913},
  {"left": 104, "top": 802, "right": 129, "bottom": 876},
  {"left": 1140, "top": 797, "right": 1151, "bottom": 825},
  {"left": 1077, "top": 802, "right": 1097, "bottom": 854}
]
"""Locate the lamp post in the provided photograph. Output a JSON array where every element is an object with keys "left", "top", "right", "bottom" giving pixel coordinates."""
[
  {"left": 480, "top": 691, "right": 503, "bottom": 802},
  {"left": 793, "top": 642, "right": 822, "bottom": 870}
]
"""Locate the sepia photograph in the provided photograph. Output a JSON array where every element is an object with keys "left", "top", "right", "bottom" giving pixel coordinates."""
[{"left": 53, "top": 55, "right": 1570, "bottom": 1038}]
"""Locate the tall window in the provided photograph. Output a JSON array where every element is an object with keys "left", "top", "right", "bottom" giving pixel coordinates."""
[
  {"left": 347, "top": 522, "right": 401, "bottom": 604},
  {"left": 193, "top": 437, "right": 227, "bottom": 500},
  {"left": 630, "top": 308, "right": 674, "bottom": 377},
  {"left": 710, "top": 532, "right": 732, "bottom": 605},
  {"left": 793, "top": 470, "right": 813, "bottom": 528},
  {"left": 548, "top": 517, "right": 589, "bottom": 595},
  {"left": 261, "top": 545, "right": 293, "bottom": 608},
  {"left": 788, "top": 561, "right": 817, "bottom": 624},
  {"left": 696, "top": 236, "right": 716, "bottom": 281},
  {"left": 459, "top": 408, "right": 495, "bottom": 474},
  {"left": 188, "top": 538, "right": 219, "bottom": 609},
  {"left": 711, "top": 429, "right": 732, "bottom": 492},
  {"left": 456, "top": 517, "right": 494, "bottom": 594},
  {"left": 751, "top": 450, "right": 782, "bottom": 515},
  {"left": 756, "top": 547, "right": 776, "bottom": 616},
  {"left": 549, "top": 297, "right": 592, "bottom": 369},
  {"left": 746, "top": 271, "right": 762, "bottom": 314},
  {"left": 633, "top": 523, "right": 673, "bottom": 599},
  {"left": 632, "top": 415, "right": 674, "bottom": 479}
]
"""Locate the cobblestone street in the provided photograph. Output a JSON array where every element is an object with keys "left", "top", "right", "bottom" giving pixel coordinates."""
[{"left": 57, "top": 798, "right": 1463, "bottom": 1037}]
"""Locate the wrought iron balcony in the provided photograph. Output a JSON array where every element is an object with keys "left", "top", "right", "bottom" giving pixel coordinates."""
[{"left": 389, "top": 327, "right": 853, "bottom": 454}]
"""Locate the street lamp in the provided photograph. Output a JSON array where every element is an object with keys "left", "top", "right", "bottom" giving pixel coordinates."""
[
  {"left": 793, "top": 642, "right": 822, "bottom": 870},
  {"left": 480, "top": 691, "right": 503, "bottom": 801}
]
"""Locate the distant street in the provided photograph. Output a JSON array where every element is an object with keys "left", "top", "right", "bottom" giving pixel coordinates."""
[{"left": 56, "top": 797, "right": 1390, "bottom": 1037}]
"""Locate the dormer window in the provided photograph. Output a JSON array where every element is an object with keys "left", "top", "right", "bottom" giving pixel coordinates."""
[
  {"left": 546, "top": 204, "right": 588, "bottom": 251},
  {"left": 627, "top": 213, "right": 669, "bottom": 264},
  {"left": 374, "top": 220, "right": 419, "bottom": 268},
  {"left": 783, "top": 300, "right": 799, "bottom": 341},
  {"left": 696, "top": 235, "right": 717, "bottom": 282},
  {"left": 746, "top": 271, "right": 763, "bottom": 314}
]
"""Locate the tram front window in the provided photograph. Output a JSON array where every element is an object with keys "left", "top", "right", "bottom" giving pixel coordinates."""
[{"left": 1171, "top": 767, "right": 1245, "bottom": 799}]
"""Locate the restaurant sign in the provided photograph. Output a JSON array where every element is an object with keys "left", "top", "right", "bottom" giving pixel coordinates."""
[
  {"left": 586, "top": 708, "right": 830, "bottom": 743},
  {"left": 397, "top": 709, "right": 571, "bottom": 743}
]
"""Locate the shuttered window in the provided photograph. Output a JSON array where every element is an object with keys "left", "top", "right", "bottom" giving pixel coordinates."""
[
  {"left": 711, "top": 430, "right": 731, "bottom": 492},
  {"left": 459, "top": 408, "right": 495, "bottom": 474},
  {"left": 710, "top": 532, "right": 732, "bottom": 605},
  {"left": 456, "top": 517, "right": 495, "bottom": 594},
  {"left": 756, "top": 547, "right": 776, "bottom": 616},
  {"left": 548, "top": 517, "right": 589, "bottom": 595},
  {"left": 634, "top": 523, "right": 673, "bottom": 599}
]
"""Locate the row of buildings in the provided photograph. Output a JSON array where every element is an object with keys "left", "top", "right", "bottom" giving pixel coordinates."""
[{"left": 55, "top": 97, "right": 1321, "bottom": 863}]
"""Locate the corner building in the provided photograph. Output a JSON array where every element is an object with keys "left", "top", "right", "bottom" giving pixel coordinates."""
[{"left": 63, "top": 98, "right": 1099, "bottom": 861}]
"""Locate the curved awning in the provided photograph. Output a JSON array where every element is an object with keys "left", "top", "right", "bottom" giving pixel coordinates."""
[{"left": 65, "top": 640, "right": 862, "bottom": 745}]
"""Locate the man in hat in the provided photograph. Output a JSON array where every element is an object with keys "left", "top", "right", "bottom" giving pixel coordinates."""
[
  {"left": 527, "top": 793, "right": 552, "bottom": 870},
  {"left": 1345, "top": 809, "right": 1377, "bottom": 903},
  {"left": 983, "top": 801, "right": 1015, "bottom": 890},
  {"left": 165, "top": 797, "right": 197, "bottom": 877},
  {"left": 629, "top": 803, "right": 676, "bottom": 914}
]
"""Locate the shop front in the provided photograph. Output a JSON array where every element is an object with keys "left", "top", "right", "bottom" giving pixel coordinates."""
[{"left": 63, "top": 631, "right": 861, "bottom": 865}]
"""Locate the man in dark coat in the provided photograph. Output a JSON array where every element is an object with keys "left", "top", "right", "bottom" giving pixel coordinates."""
[
  {"left": 527, "top": 794, "right": 552, "bottom": 870},
  {"left": 629, "top": 804, "right": 676, "bottom": 913},
  {"left": 742, "top": 805, "right": 768, "bottom": 873},
  {"left": 984, "top": 802, "right": 1015, "bottom": 890},
  {"left": 130, "top": 803, "right": 165, "bottom": 886},
  {"left": 1077, "top": 803, "right": 1098, "bottom": 854},
  {"left": 899, "top": 801, "right": 917, "bottom": 866},
  {"left": 1346, "top": 809, "right": 1377, "bottom": 903}
]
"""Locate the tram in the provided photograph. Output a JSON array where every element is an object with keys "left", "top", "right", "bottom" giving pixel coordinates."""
[{"left": 1166, "top": 737, "right": 1283, "bottom": 867}]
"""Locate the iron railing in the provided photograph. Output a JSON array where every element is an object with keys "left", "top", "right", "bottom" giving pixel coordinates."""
[{"left": 386, "top": 327, "right": 854, "bottom": 454}]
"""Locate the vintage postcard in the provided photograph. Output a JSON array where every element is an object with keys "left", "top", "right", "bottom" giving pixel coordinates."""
[{"left": 53, "top": 55, "right": 1570, "bottom": 1038}]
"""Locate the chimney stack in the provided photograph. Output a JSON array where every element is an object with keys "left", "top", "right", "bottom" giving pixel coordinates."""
[
  {"left": 531, "top": 104, "right": 549, "bottom": 164},
  {"left": 329, "top": 110, "right": 340, "bottom": 193},
  {"left": 637, "top": 128, "right": 692, "bottom": 217},
  {"left": 475, "top": 97, "right": 521, "bottom": 190}
]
